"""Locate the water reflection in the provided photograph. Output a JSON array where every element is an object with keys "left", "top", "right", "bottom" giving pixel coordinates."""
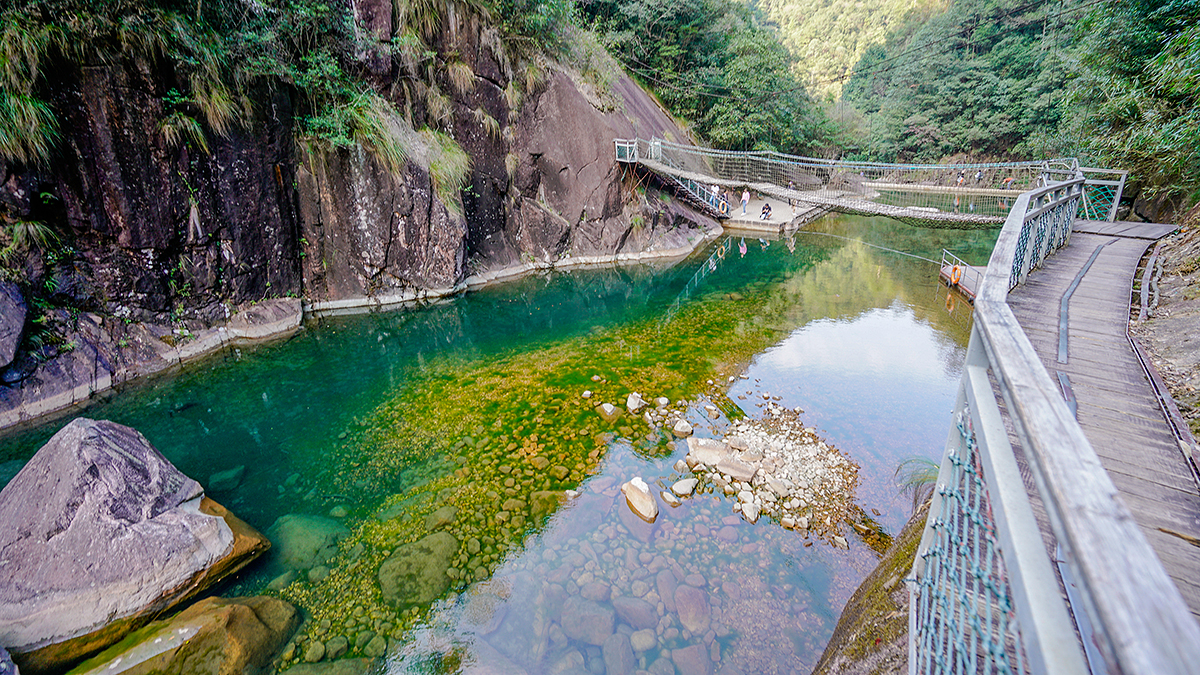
[{"left": 0, "top": 214, "right": 997, "bottom": 674}]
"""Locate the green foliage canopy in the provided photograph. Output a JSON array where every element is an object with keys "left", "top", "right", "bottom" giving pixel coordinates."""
[{"left": 579, "top": 0, "right": 832, "bottom": 153}]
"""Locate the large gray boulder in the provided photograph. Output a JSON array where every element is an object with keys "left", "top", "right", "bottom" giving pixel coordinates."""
[
  {"left": 0, "top": 281, "right": 25, "bottom": 369},
  {"left": 0, "top": 419, "right": 270, "bottom": 672}
]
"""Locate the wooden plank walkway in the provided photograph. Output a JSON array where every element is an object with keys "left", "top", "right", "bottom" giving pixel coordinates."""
[{"left": 1005, "top": 224, "right": 1200, "bottom": 622}]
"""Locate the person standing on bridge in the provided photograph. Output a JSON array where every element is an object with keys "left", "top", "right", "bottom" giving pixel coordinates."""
[{"left": 741, "top": 189, "right": 750, "bottom": 215}]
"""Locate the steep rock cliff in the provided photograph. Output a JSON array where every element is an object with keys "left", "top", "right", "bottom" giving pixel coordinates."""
[{"left": 0, "top": 12, "right": 718, "bottom": 428}]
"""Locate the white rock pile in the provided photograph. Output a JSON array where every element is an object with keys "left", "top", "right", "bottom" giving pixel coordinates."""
[{"left": 680, "top": 411, "right": 858, "bottom": 541}]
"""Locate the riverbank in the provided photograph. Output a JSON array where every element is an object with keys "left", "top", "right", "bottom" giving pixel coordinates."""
[{"left": 0, "top": 224, "right": 722, "bottom": 435}]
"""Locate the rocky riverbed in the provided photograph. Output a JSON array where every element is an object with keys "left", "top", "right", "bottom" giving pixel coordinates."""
[{"left": 263, "top": 379, "right": 876, "bottom": 674}]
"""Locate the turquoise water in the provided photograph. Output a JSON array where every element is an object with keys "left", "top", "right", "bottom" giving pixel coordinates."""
[{"left": 0, "top": 214, "right": 997, "bottom": 674}]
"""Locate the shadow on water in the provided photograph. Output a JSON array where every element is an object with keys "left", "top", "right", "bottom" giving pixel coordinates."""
[{"left": 0, "top": 214, "right": 998, "bottom": 674}]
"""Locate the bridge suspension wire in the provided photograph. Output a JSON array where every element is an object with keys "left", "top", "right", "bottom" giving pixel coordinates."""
[{"left": 795, "top": 231, "right": 941, "bottom": 265}]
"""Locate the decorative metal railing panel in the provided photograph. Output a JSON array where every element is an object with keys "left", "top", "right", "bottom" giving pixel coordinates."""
[
  {"left": 613, "top": 138, "right": 1129, "bottom": 224},
  {"left": 912, "top": 404, "right": 1029, "bottom": 675},
  {"left": 912, "top": 173, "right": 1200, "bottom": 675}
]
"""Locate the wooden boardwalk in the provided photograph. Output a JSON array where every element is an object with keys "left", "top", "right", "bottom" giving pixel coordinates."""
[{"left": 1005, "top": 222, "right": 1200, "bottom": 622}]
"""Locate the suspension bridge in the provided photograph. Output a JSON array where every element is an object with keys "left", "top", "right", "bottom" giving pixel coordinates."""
[
  {"left": 614, "top": 138, "right": 1127, "bottom": 228},
  {"left": 618, "top": 138, "right": 1200, "bottom": 674}
]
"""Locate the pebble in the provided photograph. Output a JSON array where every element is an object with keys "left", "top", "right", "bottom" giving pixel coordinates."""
[
  {"left": 661, "top": 491, "right": 681, "bottom": 507},
  {"left": 630, "top": 629, "right": 657, "bottom": 652},
  {"left": 304, "top": 641, "right": 326, "bottom": 663},
  {"left": 582, "top": 390, "right": 593, "bottom": 398},
  {"left": 672, "top": 419, "right": 693, "bottom": 437},
  {"left": 671, "top": 478, "right": 698, "bottom": 497}
]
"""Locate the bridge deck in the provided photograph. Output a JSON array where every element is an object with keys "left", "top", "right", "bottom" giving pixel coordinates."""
[
  {"left": 1005, "top": 224, "right": 1200, "bottom": 622},
  {"left": 636, "top": 158, "right": 1005, "bottom": 226}
]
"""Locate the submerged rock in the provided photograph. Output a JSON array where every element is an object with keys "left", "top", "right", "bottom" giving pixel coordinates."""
[
  {"left": 620, "top": 477, "right": 658, "bottom": 522},
  {"left": 67, "top": 596, "right": 298, "bottom": 675},
  {"left": 281, "top": 659, "right": 378, "bottom": 675},
  {"left": 378, "top": 531, "right": 459, "bottom": 607},
  {"left": 208, "top": 465, "right": 246, "bottom": 492},
  {"left": 268, "top": 514, "right": 349, "bottom": 571},
  {"left": 0, "top": 419, "right": 269, "bottom": 672},
  {"left": 560, "top": 596, "right": 614, "bottom": 646},
  {"left": 598, "top": 403, "right": 620, "bottom": 422},
  {"left": 424, "top": 505, "right": 458, "bottom": 531},
  {"left": 674, "top": 586, "right": 711, "bottom": 634}
]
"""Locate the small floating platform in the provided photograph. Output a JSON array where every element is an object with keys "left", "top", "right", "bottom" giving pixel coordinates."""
[{"left": 939, "top": 264, "right": 986, "bottom": 302}]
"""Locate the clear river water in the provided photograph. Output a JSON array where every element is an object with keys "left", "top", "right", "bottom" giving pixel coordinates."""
[{"left": 0, "top": 214, "right": 999, "bottom": 675}]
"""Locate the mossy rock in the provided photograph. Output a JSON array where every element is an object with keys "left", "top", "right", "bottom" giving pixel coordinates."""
[
  {"left": 810, "top": 499, "right": 930, "bottom": 675},
  {"left": 378, "top": 532, "right": 459, "bottom": 607}
]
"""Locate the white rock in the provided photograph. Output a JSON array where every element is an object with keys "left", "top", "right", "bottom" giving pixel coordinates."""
[
  {"left": 742, "top": 503, "right": 760, "bottom": 523},
  {"left": 728, "top": 376, "right": 735, "bottom": 382},
  {"left": 627, "top": 392, "right": 646, "bottom": 412},
  {"left": 781, "top": 517, "right": 796, "bottom": 529},
  {"left": 598, "top": 403, "right": 620, "bottom": 422},
  {"left": 766, "top": 478, "right": 790, "bottom": 498},
  {"left": 671, "top": 478, "right": 698, "bottom": 497},
  {"left": 591, "top": 375, "right": 602, "bottom": 382},
  {"left": 715, "top": 456, "right": 757, "bottom": 482},
  {"left": 833, "top": 536, "right": 848, "bottom": 549},
  {"left": 582, "top": 390, "right": 592, "bottom": 398},
  {"left": 655, "top": 397, "right": 670, "bottom": 408},
  {"left": 565, "top": 490, "right": 579, "bottom": 498},
  {"left": 661, "top": 491, "right": 681, "bottom": 507},
  {"left": 685, "top": 438, "right": 730, "bottom": 467},
  {"left": 673, "top": 459, "right": 688, "bottom": 473},
  {"left": 797, "top": 516, "right": 809, "bottom": 530},
  {"left": 672, "top": 419, "right": 693, "bottom": 438},
  {"left": 737, "top": 490, "right": 754, "bottom": 503},
  {"left": 621, "top": 477, "right": 658, "bottom": 522}
]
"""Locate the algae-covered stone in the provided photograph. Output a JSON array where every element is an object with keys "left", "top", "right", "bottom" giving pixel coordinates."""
[
  {"left": 268, "top": 514, "right": 349, "bottom": 571},
  {"left": 325, "top": 636, "right": 348, "bottom": 659},
  {"left": 208, "top": 465, "right": 246, "bottom": 492},
  {"left": 529, "top": 491, "right": 563, "bottom": 520},
  {"left": 378, "top": 531, "right": 459, "bottom": 607},
  {"left": 67, "top": 596, "right": 299, "bottom": 675},
  {"left": 424, "top": 506, "right": 458, "bottom": 531},
  {"left": 282, "top": 659, "right": 377, "bottom": 675}
]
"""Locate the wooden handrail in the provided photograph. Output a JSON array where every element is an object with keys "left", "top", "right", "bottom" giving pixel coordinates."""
[{"left": 972, "top": 176, "right": 1200, "bottom": 673}]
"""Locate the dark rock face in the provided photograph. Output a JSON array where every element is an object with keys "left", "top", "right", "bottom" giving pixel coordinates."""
[
  {"left": 0, "top": 282, "right": 25, "bottom": 368},
  {"left": 53, "top": 60, "right": 302, "bottom": 320},
  {"left": 0, "top": 418, "right": 270, "bottom": 672},
  {"left": 68, "top": 596, "right": 300, "bottom": 675},
  {"left": 0, "top": 16, "right": 720, "bottom": 433},
  {"left": 297, "top": 146, "right": 468, "bottom": 299}
]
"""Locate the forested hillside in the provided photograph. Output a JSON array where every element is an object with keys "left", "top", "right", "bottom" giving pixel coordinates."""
[
  {"left": 840, "top": 0, "right": 1200, "bottom": 208},
  {"left": 578, "top": 0, "right": 834, "bottom": 153},
  {"left": 758, "top": 0, "right": 942, "bottom": 100}
]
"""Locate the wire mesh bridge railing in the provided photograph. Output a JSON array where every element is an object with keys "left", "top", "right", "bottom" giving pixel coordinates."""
[
  {"left": 910, "top": 173, "right": 1200, "bottom": 674},
  {"left": 614, "top": 138, "right": 1126, "bottom": 227}
]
